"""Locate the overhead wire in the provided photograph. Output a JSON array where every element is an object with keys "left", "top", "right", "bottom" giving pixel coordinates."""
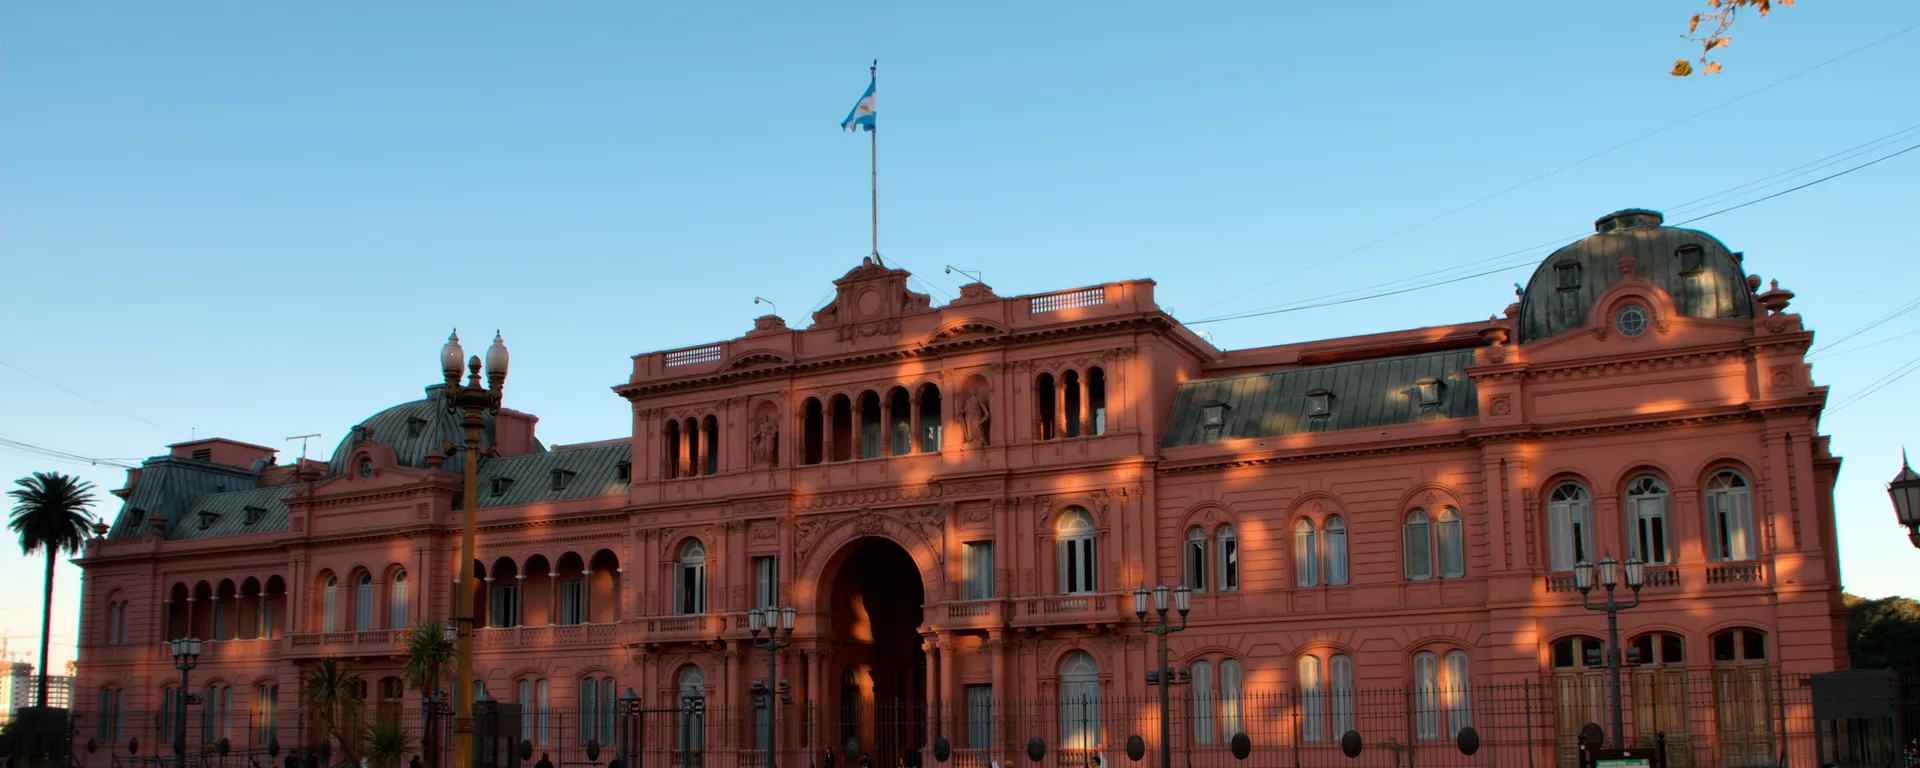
[
  {"left": 1190, "top": 20, "right": 1920, "bottom": 319},
  {"left": 0, "top": 359, "right": 188, "bottom": 437},
  {"left": 1184, "top": 136, "right": 1920, "bottom": 326},
  {"left": 0, "top": 435, "right": 138, "bottom": 469}
]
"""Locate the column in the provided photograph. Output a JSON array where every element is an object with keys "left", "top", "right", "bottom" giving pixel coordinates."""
[
  {"left": 1076, "top": 375, "right": 1089, "bottom": 437},
  {"left": 923, "top": 635, "right": 939, "bottom": 750},
  {"left": 988, "top": 631, "right": 1007, "bottom": 754},
  {"left": 881, "top": 396, "right": 894, "bottom": 457},
  {"left": 680, "top": 420, "right": 693, "bottom": 478},
  {"left": 823, "top": 401, "right": 836, "bottom": 463},
  {"left": 548, "top": 572, "right": 559, "bottom": 625},
  {"left": 909, "top": 392, "right": 923, "bottom": 455},
  {"left": 582, "top": 570, "right": 593, "bottom": 624},
  {"left": 186, "top": 596, "right": 196, "bottom": 639},
  {"left": 851, "top": 399, "right": 864, "bottom": 460},
  {"left": 1055, "top": 375, "right": 1067, "bottom": 439}
]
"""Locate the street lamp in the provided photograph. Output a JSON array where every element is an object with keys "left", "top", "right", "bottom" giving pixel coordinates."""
[
  {"left": 168, "top": 637, "right": 202, "bottom": 768},
  {"left": 1133, "top": 584, "right": 1191, "bottom": 768},
  {"left": 748, "top": 606, "right": 798, "bottom": 768},
  {"left": 1886, "top": 451, "right": 1920, "bottom": 549},
  {"left": 442, "top": 330, "right": 509, "bottom": 768},
  {"left": 1573, "top": 554, "right": 1645, "bottom": 750}
]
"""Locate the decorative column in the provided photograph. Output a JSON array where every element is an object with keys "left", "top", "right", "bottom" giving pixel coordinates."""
[
  {"left": 1055, "top": 375, "right": 1068, "bottom": 439},
  {"left": 823, "top": 401, "right": 836, "bottom": 462},
  {"left": 1076, "top": 375, "right": 1089, "bottom": 437},
  {"left": 548, "top": 572, "right": 560, "bottom": 625},
  {"left": 681, "top": 419, "right": 694, "bottom": 478},
  {"left": 851, "top": 399, "right": 865, "bottom": 460},
  {"left": 923, "top": 635, "right": 939, "bottom": 751},
  {"left": 909, "top": 391, "right": 923, "bottom": 455},
  {"left": 582, "top": 570, "right": 593, "bottom": 624}
]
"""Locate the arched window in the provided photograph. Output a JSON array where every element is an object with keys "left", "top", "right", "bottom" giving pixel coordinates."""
[
  {"left": 1631, "top": 632, "right": 1686, "bottom": 667},
  {"left": 1058, "top": 651, "right": 1101, "bottom": 749},
  {"left": 1216, "top": 524, "right": 1239, "bottom": 592},
  {"left": 677, "top": 667, "right": 706, "bottom": 755},
  {"left": 1057, "top": 509, "right": 1098, "bottom": 594},
  {"left": 1712, "top": 628, "right": 1767, "bottom": 664},
  {"left": 252, "top": 683, "right": 279, "bottom": 746},
  {"left": 519, "top": 678, "right": 550, "bottom": 745},
  {"left": 918, "top": 384, "right": 943, "bottom": 452},
  {"left": 1548, "top": 483, "right": 1594, "bottom": 570},
  {"left": 1087, "top": 367, "right": 1108, "bottom": 436},
  {"left": 1298, "top": 655, "right": 1325, "bottom": 742},
  {"left": 888, "top": 387, "right": 912, "bottom": 456},
  {"left": 202, "top": 683, "right": 231, "bottom": 741},
  {"left": 1437, "top": 507, "right": 1464, "bottom": 578},
  {"left": 322, "top": 575, "right": 339, "bottom": 632},
  {"left": 664, "top": 419, "right": 682, "bottom": 479},
  {"left": 1329, "top": 655, "right": 1355, "bottom": 737},
  {"left": 1191, "top": 660, "right": 1215, "bottom": 744},
  {"left": 1036, "top": 373, "right": 1058, "bottom": 441},
  {"left": 1413, "top": 652, "right": 1440, "bottom": 740},
  {"left": 1443, "top": 650, "right": 1472, "bottom": 738},
  {"left": 489, "top": 559, "right": 520, "bottom": 628},
  {"left": 1219, "top": 659, "right": 1243, "bottom": 740},
  {"left": 1294, "top": 518, "right": 1319, "bottom": 587},
  {"left": 684, "top": 418, "right": 701, "bottom": 478},
  {"left": 1326, "top": 517, "right": 1350, "bottom": 586},
  {"left": 676, "top": 540, "right": 707, "bottom": 615},
  {"left": 1403, "top": 510, "right": 1432, "bottom": 580},
  {"left": 355, "top": 572, "right": 374, "bottom": 631},
  {"left": 858, "top": 391, "right": 883, "bottom": 460},
  {"left": 1552, "top": 635, "right": 1605, "bottom": 669},
  {"left": 1184, "top": 527, "right": 1208, "bottom": 591},
  {"left": 579, "top": 675, "right": 618, "bottom": 746},
  {"left": 160, "top": 684, "right": 179, "bottom": 745},
  {"left": 97, "top": 687, "right": 123, "bottom": 742},
  {"left": 1705, "top": 471, "right": 1754, "bottom": 561},
  {"left": 389, "top": 570, "right": 409, "bottom": 629},
  {"left": 803, "top": 398, "right": 824, "bottom": 465},
  {"left": 1626, "top": 476, "right": 1671, "bottom": 565}
]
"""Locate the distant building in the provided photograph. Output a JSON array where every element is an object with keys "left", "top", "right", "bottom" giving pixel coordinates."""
[
  {"left": 1, "top": 661, "right": 75, "bottom": 722},
  {"left": 71, "top": 209, "right": 1847, "bottom": 768}
]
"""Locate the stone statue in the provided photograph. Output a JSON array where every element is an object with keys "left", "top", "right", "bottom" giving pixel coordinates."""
[
  {"left": 961, "top": 388, "right": 991, "bottom": 448},
  {"left": 750, "top": 415, "right": 778, "bottom": 467}
]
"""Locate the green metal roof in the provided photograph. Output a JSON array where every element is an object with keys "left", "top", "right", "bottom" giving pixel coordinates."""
[
  {"left": 106, "top": 457, "right": 262, "bottom": 539},
  {"left": 475, "top": 442, "right": 631, "bottom": 508},
  {"left": 327, "top": 384, "right": 547, "bottom": 478},
  {"left": 175, "top": 486, "right": 294, "bottom": 540},
  {"left": 1517, "top": 210, "right": 1755, "bottom": 344},
  {"left": 1162, "top": 348, "right": 1478, "bottom": 447}
]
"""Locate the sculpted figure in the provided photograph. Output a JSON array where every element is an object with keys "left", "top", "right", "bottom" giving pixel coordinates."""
[
  {"left": 961, "top": 388, "right": 991, "bottom": 448},
  {"left": 750, "top": 415, "right": 778, "bottom": 467}
]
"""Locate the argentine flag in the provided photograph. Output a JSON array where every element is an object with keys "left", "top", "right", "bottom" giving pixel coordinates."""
[{"left": 841, "top": 78, "right": 876, "bottom": 132}]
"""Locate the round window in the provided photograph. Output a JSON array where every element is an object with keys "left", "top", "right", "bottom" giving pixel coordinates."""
[
  {"left": 358, "top": 457, "right": 374, "bottom": 478},
  {"left": 1615, "top": 304, "right": 1649, "bottom": 337}
]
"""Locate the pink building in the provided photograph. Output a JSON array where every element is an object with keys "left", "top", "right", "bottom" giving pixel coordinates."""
[{"left": 73, "top": 209, "right": 1847, "bottom": 768}]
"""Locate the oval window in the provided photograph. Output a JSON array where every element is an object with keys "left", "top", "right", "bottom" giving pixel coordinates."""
[
  {"left": 1615, "top": 304, "right": 1649, "bottom": 337},
  {"left": 358, "top": 457, "right": 375, "bottom": 478}
]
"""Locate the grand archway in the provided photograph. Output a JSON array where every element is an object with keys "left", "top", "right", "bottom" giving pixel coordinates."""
[{"left": 817, "top": 536, "right": 927, "bottom": 768}]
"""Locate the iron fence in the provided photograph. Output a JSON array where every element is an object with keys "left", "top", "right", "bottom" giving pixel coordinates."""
[{"left": 61, "top": 673, "right": 1919, "bottom": 768}]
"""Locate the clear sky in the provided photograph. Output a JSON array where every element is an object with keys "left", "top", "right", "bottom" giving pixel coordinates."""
[{"left": 3, "top": 2, "right": 1917, "bottom": 671}]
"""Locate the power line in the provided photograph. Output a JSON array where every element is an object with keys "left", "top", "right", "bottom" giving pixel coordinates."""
[
  {"left": 0, "top": 359, "right": 187, "bottom": 437},
  {"left": 1186, "top": 138, "right": 1920, "bottom": 326},
  {"left": 1830, "top": 350, "right": 1920, "bottom": 413},
  {"left": 0, "top": 435, "right": 138, "bottom": 470},
  {"left": 1191, "top": 20, "right": 1920, "bottom": 319},
  {"left": 1809, "top": 326, "right": 1920, "bottom": 362}
]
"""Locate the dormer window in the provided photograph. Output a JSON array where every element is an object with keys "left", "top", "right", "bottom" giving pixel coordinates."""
[
  {"left": 242, "top": 506, "right": 266, "bottom": 526},
  {"left": 1555, "top": 262, "right": 1582, "bottom": 290},
  {"left": 1415, "top": 378, "right": 1443, "bottom": 409},
  {"left": 406, "top": 417, "right": 428, "bottom": 438},
  {"left": 197, "top": 512, "right": 220, "bottom": 531},
  {"left": 1200, "top": 401, "right": 1229, "bottom": 441},
  {"left": 1306, "top": 389, "right": 1333, "bottom": 418},
  {"left": 550, "top": 469, "right": 575, "bottom": 491},
  {"left": 615, "top": 462, "right": 632, "bottom": 482},
  {"left": 1677, "top": 245, "right": 1704, "bottom": 274},
  {"left": 127, "top": 509, "right": 146, "bottom": 530},
  {"left": 351, "top": 425, "right": 369, "bottom": 445},
  {"left": 490, "top": 477, "right": 514, "bottom": 497},
  {"left": 191, "top": 449, "right": 213, "bottom": 462}
]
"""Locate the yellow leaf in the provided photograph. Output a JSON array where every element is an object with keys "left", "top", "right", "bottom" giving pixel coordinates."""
[
  {"left": 1689, "top": 14, "right": 1701, "bottom": 33},
  {"left": 1715, "top": 36, "right": 1733, "bottom": 49},
  {"left": 1705, "top": 62, "right": 1723, "bottom": 74},
  {"left": 1672, "top": 60, "right": 1694, "bottom": 76}
]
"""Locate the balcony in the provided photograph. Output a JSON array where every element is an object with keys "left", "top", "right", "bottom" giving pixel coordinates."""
[
  {"left": 1705, "top": 561, "right": 1766, "bottom": 586},
  {"left": 1011, "top": 593, "right": 1123, "bottom": 628},
  {"left": 474, "top": 623, "right": 618, "bottom": 650},
  {"left": 938, "top": 600, "right": 1005, "bottom": 630},
  {"left": 638, "top": 614, "right": 721, "bottom": 645},
  {"left": 287, "top": 629, "right": 399, "bottom": 658},
  {"left": 200, "top": 637, "right": 282, "bottom": 660}
]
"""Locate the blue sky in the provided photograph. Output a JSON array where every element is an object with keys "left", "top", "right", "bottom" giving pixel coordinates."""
[{"left": 3, "top": 2, "right": 1917, "bottom": 669}]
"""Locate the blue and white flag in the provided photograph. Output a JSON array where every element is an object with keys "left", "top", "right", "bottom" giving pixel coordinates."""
[{"left": 841, "top": 78, "right": 876, "bottom": 132}]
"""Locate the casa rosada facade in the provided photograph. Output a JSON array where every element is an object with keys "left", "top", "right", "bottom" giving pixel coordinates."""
[{"left": 73, "top": 209, "right": 1846, "bottom": 766}]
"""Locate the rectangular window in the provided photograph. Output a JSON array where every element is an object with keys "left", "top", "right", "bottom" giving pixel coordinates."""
[
  {"left": 255, "top": 685, "right": 278, "bottom": 745},
  {"left": 491, "top": 582, "right": 520, "bottom": 628},
  {"left": 676, "top": 562, "right": 706, "bottom": 615},
  {"left": 1192, "top": 662, "right": 1216, "bottom": 744},
  {"left": 1059, "top": 538, "right": 1097, "bottom": 594},
  {"left": 754, "top": 556, "right": 778, "bottom": 609},
  {"left": 559, "top": 580, "right": 586, "bottom": 625},
  {"left": 1185, "top": 536, "right": 1209, "bottom": 591},
  {"left": 161, "top": 686, "right": 177, "bottom": 745},
  {"left": 1414, "top": 654, "right": 1440, "bottom": 741},
  {"left": 260, "top": 598, "right": 273, "bottom": 639},
  {"left": 1443, "top": 651, "right": 1472, "bottom": 738},
  {"left": 1294, "top": 525, "right": 1318, "bottom": 587},
  {"left": 1438, "top": 513, "right": 1464, "bottom": 578},
  {"left": 537, "top": 679, "right": 550, "bottom": 745},
  {"left": 966, "top": 685, "right": 994, "bottom": 751},
  {"left": 962, "top": 543, "right": 995, "bottom": 600},
  {"left": 1633, "top": 496, "right": 1670, "bottom": 564},
  {"left": 390, "top": 577, "right": 409, "bottom": 629}
]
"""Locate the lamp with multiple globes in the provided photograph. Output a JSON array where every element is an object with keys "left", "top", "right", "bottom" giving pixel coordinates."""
[
  {"left": 1134, "top": 584, "right": 1193, "bottom": 768},
  {"left": 1573, "top": 553, "right": 1645, "bottom": 750},
  {"left": 440, "top": 330, "right": 509, "bottom": 768},
  {"left": 748, "top": 605, "right": 798, "bottom": 768},
  {"left": 168, "top": 638, "right": 203, "bottom": 768}
]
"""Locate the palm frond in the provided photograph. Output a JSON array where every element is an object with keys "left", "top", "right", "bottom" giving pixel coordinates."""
[{"left": 9, "top": 471, "right": 98, "bottom": 556}]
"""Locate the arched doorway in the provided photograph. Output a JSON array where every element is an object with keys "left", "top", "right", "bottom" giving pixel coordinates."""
[{"left": 819, "top": 536, "right": 927, "bottom": 768}]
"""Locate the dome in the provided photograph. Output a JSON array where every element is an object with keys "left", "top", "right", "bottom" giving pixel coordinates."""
[
  {"left": 1516, "top": 209, "right": 1755, "bottom": 343},
  {"left": 327, "top": 384, "right": 503, "bottom": 476}
]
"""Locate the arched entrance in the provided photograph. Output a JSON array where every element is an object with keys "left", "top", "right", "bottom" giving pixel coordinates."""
[{"left": 818, "top": 536, "right": 927, "bottom": 768}]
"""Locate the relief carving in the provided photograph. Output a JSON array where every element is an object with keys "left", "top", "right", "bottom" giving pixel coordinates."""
[
  {"left": 961, "top": 385, "right": 992, "bottom": 449},
  {"left": 750, "top": 415, "right": 779, "bottom": 468}
]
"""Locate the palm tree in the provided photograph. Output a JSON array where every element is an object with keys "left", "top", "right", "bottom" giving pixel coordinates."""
[
  {"left": 399, "top": 621, "right": 456, "bottom": 767},
  {"left": 301, "top": 657, "right": 367, "bottom": 766},
  {"left": 8, "top": 471, "right": 97, "bottom": 709},
  {"left": 361, "top": 717, "right": 416, "bottom": 768}
]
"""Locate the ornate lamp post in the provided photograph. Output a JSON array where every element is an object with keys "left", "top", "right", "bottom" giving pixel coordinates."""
[
  {"left": 1573, "top": 554, "right": 1645, "bottom": 750},
  {"left": 748, "top": 606, "right": 798, "bottom": 768},
  {"left": 168, "top": 637, "right": 202, "bottom": 768},
  {"left": 441, "top": 331, "right": 509, "bottom": 768},
  {"left": 1887, "top": 452, "right": 1920, "bottom": 548},
  {"left": 1133, "top": 585, "right": 1191, "bottom": 768}
]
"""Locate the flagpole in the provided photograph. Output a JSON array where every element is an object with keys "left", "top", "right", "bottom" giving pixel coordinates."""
[{"left": 870, "top": 60, "right": 880, "bottom": 266}]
